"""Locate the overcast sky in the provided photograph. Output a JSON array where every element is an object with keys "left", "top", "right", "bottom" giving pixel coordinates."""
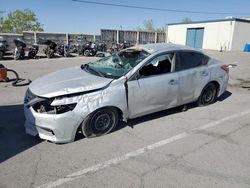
[{"left": 1, "top": 0, "right": 250, "bottom": 34}]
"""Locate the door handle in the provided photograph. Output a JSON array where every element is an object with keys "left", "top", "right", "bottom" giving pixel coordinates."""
[
  {"left": 201, "top": 71, "right": 209, "bottom": 77},
  {"left": 169, "top": 79, "right": 177, "bottom": 85}
]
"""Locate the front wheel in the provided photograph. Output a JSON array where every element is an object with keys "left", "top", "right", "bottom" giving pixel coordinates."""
[
  {"left": 14, "top": 51, "right": 20, "bottom": 60},
  {"left": 28, "top": 51, "right": 35, "bottom": 59},
  {"left": 198, "top": 83, "right": 217, "bottom": 106},
  {"left": 20, "top": 51, "right": 25, "bottom": 59},
  {"left": 82, "top": 107, "right": 119, "bottom": 138}
]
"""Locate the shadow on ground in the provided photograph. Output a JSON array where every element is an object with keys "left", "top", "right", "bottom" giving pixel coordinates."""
[
  {"left": 217, "top": 90, "right": 232, "bottom": 102},
  {"left": 0, "top": 104, "right": 42, "bottom": 162},
  {"left": 0, "top": 91, "right": 232, "bottom": 154},
  {"left": 77, "top": 90, "right": 232, "bottom": 141},
  {"left": 114, "top": 90, "right": 233, "bottom": 134}
]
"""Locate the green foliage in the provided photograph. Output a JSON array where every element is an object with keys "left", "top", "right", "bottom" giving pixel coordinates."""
[
  {"left": 0, "top": 12, "right": 3, "bottom": 28},
  {"left": 137, "top": 19, "right": 164, "bottom": 32},
  {"left": 0, "top": 9, "right": 43, "bottom": 33}
]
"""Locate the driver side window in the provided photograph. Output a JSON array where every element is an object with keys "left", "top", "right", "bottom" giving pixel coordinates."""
[{"left": 139, "top": 53, "right": 174, "bottom": 77}]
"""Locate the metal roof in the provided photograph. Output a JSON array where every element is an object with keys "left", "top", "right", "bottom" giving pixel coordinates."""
[{"left": 168, "top": 18, "right": 250, "bottom": 26}]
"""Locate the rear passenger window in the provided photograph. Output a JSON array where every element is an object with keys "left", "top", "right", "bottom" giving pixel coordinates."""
[{"left": 176, "top": 52, "right": 207, "bottom": 71}]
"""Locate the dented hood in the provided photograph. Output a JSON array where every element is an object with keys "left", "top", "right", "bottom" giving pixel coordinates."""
[{"left": 29, "top": 66, "right": 113, "bottom": 98}]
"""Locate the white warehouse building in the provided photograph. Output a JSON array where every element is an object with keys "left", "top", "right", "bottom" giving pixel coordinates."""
[{"left": 166, "top": 18, "right": 250, "bottom": 51}]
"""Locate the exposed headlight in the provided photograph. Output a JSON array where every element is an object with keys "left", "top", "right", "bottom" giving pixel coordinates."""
[
  {"left": 32, "top": 99, "right": 77, "bottom": 114},
  {"left": 25, "top": 90, "right": 79, "bottom": 114},
  {"left": 54, "top": 103, "right": 77, "bottom": 114}
]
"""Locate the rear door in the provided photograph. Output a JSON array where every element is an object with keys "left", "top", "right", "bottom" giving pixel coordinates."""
[{"left": 175, "top": 51, "right": 210, "bottom": 104}]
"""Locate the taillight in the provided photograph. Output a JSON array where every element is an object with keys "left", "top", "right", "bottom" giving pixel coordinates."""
[{"left": 221, "top": 65, "right": 229, "bottom": 74}]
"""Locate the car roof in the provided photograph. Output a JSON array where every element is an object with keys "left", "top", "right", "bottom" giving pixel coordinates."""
[{"left": 129, "top": 43, "right": 203, "bottom": 54}]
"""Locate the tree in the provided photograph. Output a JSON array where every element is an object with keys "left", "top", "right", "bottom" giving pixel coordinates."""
[
  {"left": 137, "top": 19, "right": 164, "bottom": 32},
  {"left": 0, "top": 11, "right": 4, "bottom": 29},
  {"left": 181, "top": 18, "right": 192, "bottom": 23},
  {"left": 0, "top": 16, "right": 3, "bottom": 28},
  {"left": 0, "top": 9, "right": 43, "bottom": 33}
]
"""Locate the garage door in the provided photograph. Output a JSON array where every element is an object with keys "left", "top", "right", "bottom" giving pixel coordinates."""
[{"left": 186, "top": 28, "right": 204, "bottom": 49}]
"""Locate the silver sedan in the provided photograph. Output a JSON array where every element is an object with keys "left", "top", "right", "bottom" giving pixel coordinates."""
[{"left": 24, "top": 43, "right": 229, "bottom": 143}]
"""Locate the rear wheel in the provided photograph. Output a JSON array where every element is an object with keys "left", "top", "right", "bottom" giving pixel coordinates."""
[
  {"left": 47, "top": 50, "right": 54, "bottom": 58},
  {"left": 82, "top": 107, "right": 119, "bottom": 138},
  {"left": 64, "top": 51, "right": 70, "bottom": 57},
  {"left": 84, "top": 50, "right": 90, "bottom": 57},
  {"left": 198, "top": 83, "right": 217, "bottom": 106}
]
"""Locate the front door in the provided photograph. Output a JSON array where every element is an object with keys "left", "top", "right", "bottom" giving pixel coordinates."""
[{"left": 127, "top": 53, "right": 179, "bottom": 118}]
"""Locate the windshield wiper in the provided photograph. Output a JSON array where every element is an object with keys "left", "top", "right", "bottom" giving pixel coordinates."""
[{"left": 81, "top": 64, "right": 105, "bottom": 77}]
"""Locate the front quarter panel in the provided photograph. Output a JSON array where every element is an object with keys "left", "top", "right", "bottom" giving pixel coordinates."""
[
  {"left": 73, "top": 79, "right": 128, "bottom": 121},
  {"left": 24, "top": 79, "right": 128, "bottom": 143}
]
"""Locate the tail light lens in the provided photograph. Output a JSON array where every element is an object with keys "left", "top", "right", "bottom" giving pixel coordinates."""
[{"left": 221, "top": 65, "right": 229, "bottom": 74}]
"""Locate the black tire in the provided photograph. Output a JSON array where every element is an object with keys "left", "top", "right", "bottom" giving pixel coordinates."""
[
  {"left": 14, "top": 52, "right": 20, "bottom": 60},
  {"left": 0, "top": 51, "right": 3, "bottom": 60},
  {"left": 78, "top": 49, "right": 82, "bottom": 56},
  {"left": 47, "top": 50, "right": 54, "bottom": 58},
  {"left": 84, "top": 50, "right": 90, "bottom": 57},
  {"left": 58, "top": 51, "right": 64, "bottom": 56},
  {"left": 82, "top": 107, "right": 119, "bottom": 138},
  {"left": 64, "top": 52, "right": 70, "bottom": 57},
  {"left": 28, "top": 51, "right": 34, "bottom": 59},
  {"left": 20, "top": 51, "right": 25, "bottom": 59},
  {"left": 198, "top": 83, "right": 217, "bottom": 106}
]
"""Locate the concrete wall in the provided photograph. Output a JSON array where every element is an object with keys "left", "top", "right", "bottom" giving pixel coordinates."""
[
  {"left": 0, "top": 33, "right": 23, "bottom": 50},
  {"left": 1, "top": 30, "right": 165, "bottom": 50},
  {"left": 0, "top": 32, "right": 100, "bottom": 49},
  {"left": 167, "top": 21, "right": 235, "bottom": 51},
  {"left": 101, "top": 29, "right": 166, "bottom": 49},
  {"left": 231, "top": 22, "right": 250, "bottom": 51}
]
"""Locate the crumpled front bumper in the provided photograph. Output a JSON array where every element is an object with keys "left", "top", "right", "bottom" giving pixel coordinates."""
[{"left": 24, "top": 106, "right": 83, "bottom": 143}]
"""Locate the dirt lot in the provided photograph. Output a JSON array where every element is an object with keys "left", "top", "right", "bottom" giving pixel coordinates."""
[{"left": 0, "top": 51, "right": 250, "bottom": 188}]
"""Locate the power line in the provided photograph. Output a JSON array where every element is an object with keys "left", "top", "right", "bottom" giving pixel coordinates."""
[{"left": 72, "top": 0, "right": 250, "bottom": 15}]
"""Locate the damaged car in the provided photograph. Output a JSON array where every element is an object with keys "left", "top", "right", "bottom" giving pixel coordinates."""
[{"left": 24, "top": 43, "right": 229, "bottom": 143}]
